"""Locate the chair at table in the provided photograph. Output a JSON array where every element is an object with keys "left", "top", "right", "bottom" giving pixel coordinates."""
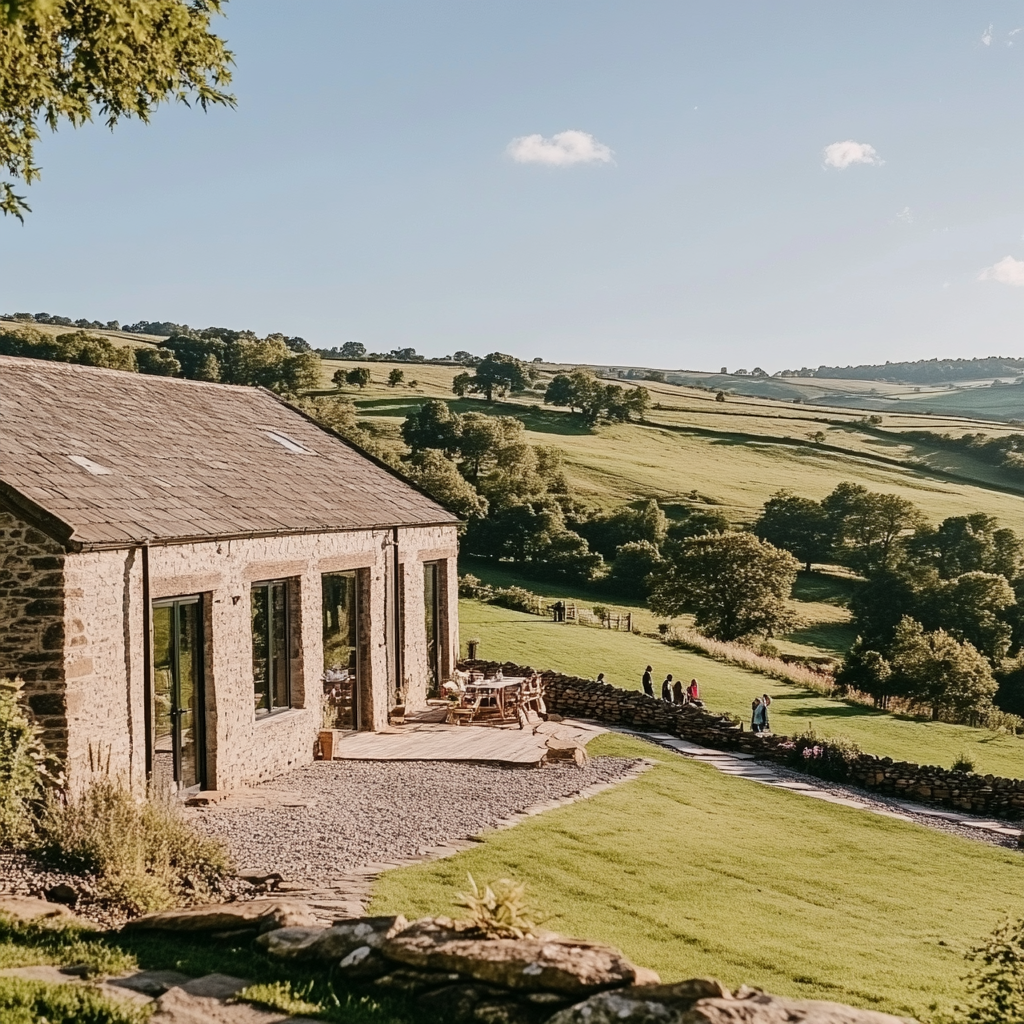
[{"left": 447, "top": 692, "right": 484, "bottom": 726}]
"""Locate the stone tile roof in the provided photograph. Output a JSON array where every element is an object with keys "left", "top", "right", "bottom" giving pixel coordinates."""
[{"left": 0, "top": 356, "right": 458, "bottom": 549}]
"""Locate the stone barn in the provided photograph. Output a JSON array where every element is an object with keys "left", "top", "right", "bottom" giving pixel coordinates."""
[{"left": 0, "top": 355, "right": 460, "bottom": 792}]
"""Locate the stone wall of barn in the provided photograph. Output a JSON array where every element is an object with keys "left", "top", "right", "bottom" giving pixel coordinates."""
[
  {"left": 59, "top": 523, "right": 459, "bottom": 792},
  {"left": 397, "top": 527, "right": 459, "bottom": 710},
  {"left": 0, "top": 507, "right": 69, "bottom": 757}
]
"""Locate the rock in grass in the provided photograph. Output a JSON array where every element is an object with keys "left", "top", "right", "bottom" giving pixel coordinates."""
[
  {"left": 256, "top": 915, "right": 409, "bottom": 960},
  {"left": 122, "top": 899, "right": 317, "bottom": 934},
  {"left": 381, "top": 917, "right": 653, "bottom": 995},
  {"left": 681, "top": 994, "right": 918, "bottom": 1023},
  {"left": 0, "top": 895, "right": 82, "bottom": 924},
  {"left": 548, "top": 985, "right": 919, "bottom": 1024}
]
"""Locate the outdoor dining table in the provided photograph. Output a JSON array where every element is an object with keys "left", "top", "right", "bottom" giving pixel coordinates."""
[{"left": 465, "top": 677, "right": 525, "bottom": 721}]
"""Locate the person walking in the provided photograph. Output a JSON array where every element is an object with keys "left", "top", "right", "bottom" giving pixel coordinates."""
[
  {"left": 642, "top": 666, "right": 654, "bottom": 698},
  {"left": 661, "top": 674, "right": 674, "bottom": 701},
  {"left": 672, "top": 678, "right": 685, "bottom": 704},
  {"left": 761, "top": 693, "right": 772, "bottom": 733},
  {"left": 750, "top": 697, "right": 764, "bottom": 733}
]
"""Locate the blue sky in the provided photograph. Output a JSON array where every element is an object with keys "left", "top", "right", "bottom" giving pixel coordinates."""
[{"left": 3, "top": 2, "right": 1024, "bottom": 371}]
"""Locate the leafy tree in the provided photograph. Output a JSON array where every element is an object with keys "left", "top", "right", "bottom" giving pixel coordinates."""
[
  {"left": 888, "top": 617, "right": 997, "bottom": 721},
  {"left": 643, "top": 370, "right": 666, "bottom": 383},
  {"left": 922, "top": 572, "right": 1016, "bottom": 662},
  {"left": 956, "top": 914, "right": 1024, "bottom": 1024},
  {"left": 401, "top": 399, "right": 461, "bottom": 456},
  {"left": 666, "top": 507, "right": 731, "bottom": 541},
  {"left": 135, "top": 346, "right": 181, "bottom": 376},
  {"left": 545, "top": 371, "right": 650, "bottom": 425},
  {"left": 754, "top": 490, "right": 831, "bottom": 571},
  {"left": 543, "top": 373, "right": 577, "bottom": 409},
  {"left": 340, "top": 341, "right": 366, "bottom": 358},
  {"left": 906, "top": 514, "right": 1023, "bottom": 580},
  {"left": 345, "top": 366, "right": 371, "bottom": 388},
  {"left": 278, "top": 349, "right": 322, "bottom": 394},
  {"left": 649, "top": 532, "right": 800, "bottom": 641},
  {"left": 160, "top": 335, "right": 225, "bottom": 379},
  {"left": 455, "top": 352, "right": 529, "bottom": 401},
  {"left": 405, "top": 450, "right": 487, "bottom": 519},
  {"left": 606, "top": 540, "right": 663, "bottom": 598},
  {"left": 464, "top": 496, "right": 602, "bottom": 583},
  {"left": 836, "top": 640, "right": 901, "bottom": 708},
  {"left": 578, "top": 500, "right": 668, "bottom": 560},
  {"left": 848, "top": 568, "right": 920, "bottom": 650},
  {"left": 0, "top": 0, "right": 234, "bottom": 219},
  {"left": 388, "top": 368, "right": 405, "bottom": 387},
  {"left": 823, "top": 482, "right": 923, "bottom": 571}
]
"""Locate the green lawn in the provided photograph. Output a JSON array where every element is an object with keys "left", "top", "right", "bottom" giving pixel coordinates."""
[
  {"left": 371, "top": 733, "right": 1024, "bottom": 1021},
  {"left": 461, "top": 599, "right": 1024, "bottom": 779}
]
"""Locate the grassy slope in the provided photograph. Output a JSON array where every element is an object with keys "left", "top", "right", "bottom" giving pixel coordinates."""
[
  {"left": 460, "top": 599, "right": 1024, "bottom": 778},
  {"left": 461, "top": 557, "right": 857, "bottom": 660},
  {"left": 340, "top": 367, "right": 1024, "bottom": 522},
  {"left": 371, "top": 733, "right": 1024, "bottom": 1021}
]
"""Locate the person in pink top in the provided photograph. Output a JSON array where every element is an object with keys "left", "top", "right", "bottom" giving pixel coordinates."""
[{"left": 687, "top": 679, "right": 699, "bottom": 701}]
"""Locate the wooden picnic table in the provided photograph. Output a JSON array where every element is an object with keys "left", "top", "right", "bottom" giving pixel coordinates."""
[{"left": 465, "top": 677, "right": 525, "bottom": 721}]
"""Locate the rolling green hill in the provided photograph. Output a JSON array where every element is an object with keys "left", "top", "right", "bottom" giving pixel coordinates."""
[{"left": 326, "top": 358, "right": 1024, "bottom": 527}]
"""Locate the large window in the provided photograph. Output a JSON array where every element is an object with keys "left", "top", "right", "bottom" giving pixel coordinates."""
[
  {"left": 322, "top": 571, "right": 359, "bottom": 730},
  {"left": 424, "top": 561, "right": 441, "bottom": 696},
  {"left": 251, "top": 580, "right": 291, "bottom": 715}
]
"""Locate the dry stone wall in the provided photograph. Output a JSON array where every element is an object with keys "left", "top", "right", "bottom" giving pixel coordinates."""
[
  {"left": 465, "top": 660, "right": 1024, "bottom": 821},
  {"left": 0, "top": 508, "right": 68, "bottom": 755}
]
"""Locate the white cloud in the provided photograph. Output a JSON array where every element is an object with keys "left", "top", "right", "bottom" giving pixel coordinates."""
[
  {"left": 823, "top": 140, "right": 883, "bottom": 169},
  {"left": 896, "top": 206, "right": 913, "bottom": 224},
  {"left": 978, "top": 255, "right": 1024, "bottom": 286},
  {"left": 506, "top": 130, "right": 613, "bottom": 167},
  {"left": 982, "top": 24, "right": 993, "bottom": 45}
]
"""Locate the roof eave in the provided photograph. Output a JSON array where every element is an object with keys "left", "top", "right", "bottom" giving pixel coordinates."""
[{"left": 0, "top": 480, "right": 81, "bottom": 551}]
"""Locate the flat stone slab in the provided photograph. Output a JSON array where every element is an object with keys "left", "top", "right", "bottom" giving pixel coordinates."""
[
  {"left": 108, "top": 969, "right": 193, "bottom": 996},
  {"left": 0, "top": 895, "right": 81, "bottom": 924}
]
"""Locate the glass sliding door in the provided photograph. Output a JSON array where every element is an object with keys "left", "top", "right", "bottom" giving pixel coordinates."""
[
  {"left": 251, "top": 580, "right": 291, "bottom": 715},
  {"left": 424, "top": 561, "right": 441, "bottom": 697},
  {"left": 322, "top": 571, "right": 359, "bottom": 730},
  {"left": 151, "top": 596, "right": 205, "bottom": 791}
]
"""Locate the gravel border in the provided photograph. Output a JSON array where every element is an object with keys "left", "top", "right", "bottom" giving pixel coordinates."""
[{"left": 186, "top": 756, "right": 643, "bottom": 885}]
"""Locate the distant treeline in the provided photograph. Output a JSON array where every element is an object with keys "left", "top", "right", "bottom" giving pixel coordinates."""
[
  {"left": 2, "top": 313, "right": 484, "bottom": 365},
  {"left": 903, "top": 430, "right": 1024, "bottom": 478},
  {"left": 779, "top": 356, "right": 1024, "bottom": 384},
  {"left": 0, "top": 323, "right": 321, "bottom": 395}
]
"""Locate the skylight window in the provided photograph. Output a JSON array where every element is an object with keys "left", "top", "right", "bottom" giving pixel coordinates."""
[
  {"left": 265, "top": 430, "right": 312, "bottom": 455},
  {"left": 68, "top": 455, "right": 113, "bottom": 475}
]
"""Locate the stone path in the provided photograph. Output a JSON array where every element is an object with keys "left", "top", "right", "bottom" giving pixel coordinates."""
[{"left": 611, "top": 726, "right": 1024, "bottom": 844}]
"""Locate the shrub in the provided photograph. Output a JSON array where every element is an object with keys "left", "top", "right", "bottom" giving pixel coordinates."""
[
  {"left": 0, "top": 678, "right": 52, "bottom": 845},
  {"left": 37, "top": 778, "right": 232, "bottom": 916},
  {"left": 954, "top": 915, "right": 1024, "bottom": 1024},
  {"left": 458, "top": 574, "right": 491, "bottom": 599},
  {"left": 456, "top": 874, "right": 544, "bottom": 939},
  {"left": 952, "top": 751, "right": 976, "bottom": 774},
  {"left": 786, "top": 729, "right": 862, "bottom": 782},
  {"left": 489, "top": 586, "right": 540, "bottom": 614}
]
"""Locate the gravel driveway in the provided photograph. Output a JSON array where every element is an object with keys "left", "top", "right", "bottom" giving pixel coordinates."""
[{"left": 187, "top": 757, "right": 641, "bottom": 883}]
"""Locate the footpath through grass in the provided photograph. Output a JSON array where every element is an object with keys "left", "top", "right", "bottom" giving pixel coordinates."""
[
  {"left": 461, "top": 599, "right": 1024, "bottom": 779},
  {"left": 371, "top": 733, "right": 1024, "bottom": 1021}
]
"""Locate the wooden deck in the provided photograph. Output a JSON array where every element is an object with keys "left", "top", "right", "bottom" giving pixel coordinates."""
[{"left": 328, "top": 712, "right": 605, "bottom": 766}]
